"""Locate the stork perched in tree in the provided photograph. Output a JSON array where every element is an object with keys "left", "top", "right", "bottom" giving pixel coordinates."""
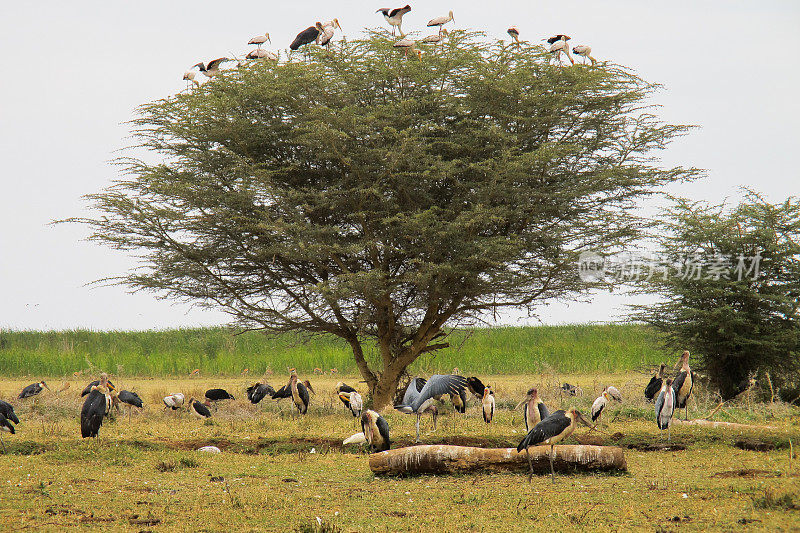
[
  {"left": 421, "top": 29, "right": 448, "bottom": 46},
  {"left": 0, "top": 400, "right": 20, "bottom": 426},
  {"left": 377, "top": 5, "right": 411, "bottom": 36},
  {"left": 288, "top": 370, "right": 310, "bottom": 414},
  {"left": 339, "top": 391, "right": 363, "bottom": 418},
  {"left": 517, "top": 407, "right": 592, "bottom": 482},
  {"left": 393, "top": 38, "right": 423, "bottom": 60},
  {"left": 80, "top": 374, "right": 113, "bottom": 438},
  {"left": 343, "top": 409, "right": 391, "bottom": 452},
  {"left": 188, "top": 397, "right": 212, "bottom": 419},
  {"left": 655, "top": 378, "right": 676, "bottom": 440},
  {"left": 395, "top": 374, "right": 467, "bottom": 442},
  {"left": 247, "top": 380, "right": 276, "bottom": 404},
  {"left": 248, "top": 31, "right": 271, "bottom": 49},
  {"left": 427, "top": 10, "right": 454, "bottom": 35},
  {"left": 519, "top": 388, "right": 549, "bottom": 432},
  {"left": 507, "top": 26, "right": 521, "bottom": 45},
  {"left": 18, "top": 381, "right": 49, "bottom": 400},
  {"left": 318, "top": 19, "right": 343, "bottom": 49},
  {"left": 482, "top": 386, "right": 495, "bottom": 423},
  {"left": 672, "top": 350, "right": 694, "bottom": 420},
  {"left": 246, "top": 48, "right": 279, "bottom": 61},
  {"left": 546, "top": 35, "right": 573, "bottom": 65},
  {"left": 645, "top": 363, "right": 667, "bottom": 401},
  {"left": 290, "top": 23, "right": 323, "bottom": 51},
  {"left": 0, "top": 412, "right": 14, "bottom": 452},
  {"left": 192, "top": 58, "right": 231, "bottom": 78},
  {"left": 182, "top": 70, "right": 199, "bottom": 90},
  {"left": 572, "top": 44, "right": 596, "bottom": 65},
  {"left": 163, "top": 392, "right": 185, "bottom": 411}
]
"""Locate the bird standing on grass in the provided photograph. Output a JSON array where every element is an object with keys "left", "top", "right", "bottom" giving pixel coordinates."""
[
  {"left": 0, "top": 412, "right": 14, "bottom": 452},
  {"left": 591, "top": 388, "right": 611, "bottom": 424},
  {"left": 19, "top": 381, "right": 49, "bottom": 400},
  {"left": 377, "top": 5, "right": 412, "bottom": 36},
  {"left": 163, "top": 392, "right": 185, "bottom": 411},
  {"left": 117, "top": 390, "right": 142, "bottom": 421},
  {"left": 482, "top": 386, "right": 495, "bottom": 423},
  {"left": 188, "top": 397, "right": 212, "bottom": 419},
  {"left": 672, "top": 350, "right": 694, "bottom": 420},
  {"left": 336, "top": 382, "right": 357, "bottom": 409},
  {"left": 395, "top": 374, "right": 467, "bottom": 442},
  {"left": 289, "top": 370, "right": 310, "bottom": 415},
  {"left": 247, "top": 380, "right": 276, "bottom": 404},
  {"left": 517, "top": 407, "right": 592, "bottom": 483},
  {"left": 343, "top": 409, "right": 391, "bottom": 452},
  {"left": 80, "top": 374, "right": 113, "bottom": 438},
  {"left": 339, "top": 391, "right": 363, "bottom": 418},
  {"left": 645, "top": 363, "right": 667, "bottom": 401},
  {"left": 205, "top": 388, "right": 235, "bottom": 404},
  {"left": 520, "top": 388, "right": 549, "bottom": 432},
  {"left": 655, "top": 378, "right": 676, "bottom": 441}
]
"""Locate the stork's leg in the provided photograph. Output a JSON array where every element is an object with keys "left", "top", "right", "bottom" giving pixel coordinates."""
[
  {"left": 549, "top": 445, "right": 556, "bottom": 483},
  {"left": 668, "top": 424, "right": 671, "bottom": 442},
  {"left": 0, "top": 433, "right": 5, "bottom": 454},
  {"left": 415, "top": 414, "right": 421, "bottom": 443},
  {"left": 525, "top": 447, "right": 534, "bottom": 483}
]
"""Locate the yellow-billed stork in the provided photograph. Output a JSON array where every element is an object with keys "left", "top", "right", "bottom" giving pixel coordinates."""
[
  {"left": 482, "top": 385, "right": 495, "bottom": 423},
  {"left": 192, "top": 58, "right": 231, "bottom": 78},
  {"left": 421, "top": 28, "right": 448, "bottom": 46},
  {"left": 507, "top": 26, "right": 520, "bottom": 45},
  {"left": 377, "top": 5, "right": 411, "bottom": 36},
  {"left": 393, "top": 38, "right": 424, "bottom": 60},
  {"left": 427, "top": 10, "right": 454, "bottom": 34},
  {"left": 572, "top": 44, "right": 596, "bottom": 65},
  {"left": 546, "top": 35, "right": 574, "bottom": 65},
  {"left": 248, "top": 32, "right": 271, "bottom": 49}
]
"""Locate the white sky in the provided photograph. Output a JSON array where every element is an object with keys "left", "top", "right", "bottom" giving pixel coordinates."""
[{"left": 1, "top": 1, "right": 798, "bottom": 331}]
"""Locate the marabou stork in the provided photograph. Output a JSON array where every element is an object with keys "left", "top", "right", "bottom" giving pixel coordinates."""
[
  {"left": 517, "top": 407, "right": 592, "bottom": 482},
  {"left": 394, "top": 374, "right": 467, "bottom": 442},
  {"left": 421, "top": 29, "right": 448, "bottom": 46},
  {"left": 80, "top": 374, "right": 113, "bottom": 438},
  {"left": 19, "top": 381, "right": 49, "bottom": 399},
  {"left": 0, "top": 412, "right": 14, "bottom": 452},
  {"left": 376, "top": 5, "right": 411, "bottom": 36},
  {"left": 546, "top": 35, "right": 574, "bottom": 65},
  {"left": 336, "top": 382, "right": 357, "bottom": 409},
  {"left": 0, "top": 400, "right": 19, "bottom": 425},
  {"left": 482, "top": 386, "right": 495, "bottom": 423},
  {"left": 117, "top": 390, "right": 143, "bottom": 421},
  {"left": 507, "top": 26, "right": 521, "bottom": 45},
  {"left": 192, "top": 58, "right": 231, "bottom": 78},
  {"left": 466, "top": 377, "right": 486, "bottom": 399},
  {"left": 248, "top": 32, "right": 271, "bottom": 49},
  {"left": 343, "top": 409, "right": 391, "bottom": 452},
  {"left": 163, "top": 392, "right": 185, "bottom": 410},
  {"left": 303, "top": 379, "right": 316, "bottom": 395},
  {"left": 393, "top": 38, "right": 423, "bottom": 60},
  {"left": 246, "top": 381, "right": 275, "bottom": 404},
  {"left": 289, "top": 371, "right": 310, "bottom": 414},
  {"left": 572, "top": 44, "right": 596, "bottom": 65},
  {"left": 520, "top": 388, "right": 549, "bottom": 432},
  {"left": 205, "top": 388, "right": 235, "bottom": 403},
  {"left": 655, "top": 378, "right": 676, "bottom": 440},
  {"left": 450, "top": 386, "right": 468, "bottom": 414},
  {"left": 644, "top": 363, "right": 667, "bottom": 401},
  {"left": 80, "top": 379, "right": 116, "bottom": 397},
  {"left": 560, "top": 382, "right": 582, "bottom": 396},
  {"left": 246, "top": 49, "right": 279, "bottom": 61},
  {"left": 339, "top": 391, "right": 363, "bottom": 418},
  {"left": 290, "top": 23, "right": 323, "bottom": 51},
  {"left": 427, "top": 10, "right": 454, "bottom": 35},
  {"left": 672, "top": 351, "right": 694, "bottom": 420},
  {"left": 188, "top": 397, "right": 212, "bottom": 419},
  {"left": 182, "top": 70, "right": 199, "bottom": 89}
]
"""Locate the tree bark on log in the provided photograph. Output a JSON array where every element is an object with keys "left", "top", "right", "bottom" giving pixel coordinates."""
[
  {"left": 368, "top": 444, "right": 627, "bottom": 476},
  {"left": 672, "top": 419, "right": 777, "bottom": 431}
]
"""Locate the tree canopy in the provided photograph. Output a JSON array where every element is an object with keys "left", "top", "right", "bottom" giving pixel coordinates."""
[
  {"left": 74, "top": 31, "right": 697, "bottom": 408},
  {"left": 630, "top": 192, "right": 800, "bottom": 400}
]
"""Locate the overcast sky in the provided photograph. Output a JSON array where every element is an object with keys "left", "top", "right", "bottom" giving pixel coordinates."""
[{"left": 1, "top": 1, "right": 798, "bottom": 331}]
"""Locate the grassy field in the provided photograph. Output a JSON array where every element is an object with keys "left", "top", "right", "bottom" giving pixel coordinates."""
[
  {"left": 0, "top": 373, "right": 798, "bottom": 532},
  {"left": 0, "top": 324, "right": 663, "bottom": 377}
]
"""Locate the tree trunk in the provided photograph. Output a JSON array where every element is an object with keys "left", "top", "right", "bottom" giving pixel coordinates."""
[
  {"left": 369, "top": 444, "right": 627, "bottom": 476},
  {"left": 369, "top": 355, "right": 413, "bottom": 411}
]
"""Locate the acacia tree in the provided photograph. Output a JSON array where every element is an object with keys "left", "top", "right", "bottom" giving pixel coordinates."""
[
  {"left": 75, "top": 32, "right": 696, "bottom": 408},
  {"left": 630, "top": 192, "right": 800, "bottom": 400}
]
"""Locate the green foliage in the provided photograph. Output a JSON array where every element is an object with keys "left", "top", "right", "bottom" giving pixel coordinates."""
[
  {"left": 69, "top": 31, "right": 696, "bottom": 404},
  {"left": 0, "top": 324, "right": 661, "bottom": 376},
  {"left": 630, "top": 191, "right": 800, "bottom": 399}
]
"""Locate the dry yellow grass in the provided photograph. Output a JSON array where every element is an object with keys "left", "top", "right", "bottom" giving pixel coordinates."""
[{"left": 0, "top": 373, "right": 798, "bottom": 532}]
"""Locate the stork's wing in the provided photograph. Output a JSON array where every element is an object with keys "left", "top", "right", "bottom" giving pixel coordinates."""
[
  {"left": 654, "top": 390, "right": 666, "bottom": 428},
  {"left": 517, "top": 410, "right": 570, "bottom": 451},
  {"left": 375, "top": 414, "right": 391, "bottom": 450},
  {"left": 411, "top": 374, "right": 467, "bottom": 412},
  {"left": 537, "top": 401, "right": 550, "bottom": 422},
  {"left": 207, "top": 57, "right": 228, "bottom": 70},
  {"left": 466, "top": 377, "right": 485, "bottom": 397},
  {"left": 297, "top": 382, "right": 310, "bottom": 412},
  {"left": 272, "top": 384, "right": 291, "bottom": 399},
  {"left": 644, "top": 376, "right": 661, "bottom": 400},
  {"left": 118, "top": 390, "right": 143, "bottom": 408},
  {"left": 672, "top": 371, "right": 687, "bottom": 396},
  {"left": 81, "top": 380, "right": 99, "bottom": 397},
  {"left": 0, "top": 401, "right": 19, "bottom": 425},
  {"left": 401, "top": 377, "right": 424, "bottom": 406}
]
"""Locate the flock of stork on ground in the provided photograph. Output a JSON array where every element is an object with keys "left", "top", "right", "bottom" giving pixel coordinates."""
[
  {"left": 0, "top": 351, "right": 692, "bottom": 481},
  {"left": 182, "top": 5, "right": 597, "bottom": 88}
]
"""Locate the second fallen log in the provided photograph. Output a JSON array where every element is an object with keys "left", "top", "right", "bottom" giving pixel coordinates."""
[{"left": 368, "top": 444, "right": 627, "bottom": 476}]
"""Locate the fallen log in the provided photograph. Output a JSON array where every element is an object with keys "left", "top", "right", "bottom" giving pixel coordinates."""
[
  {"left": 368, "top": 444, "right": 627, "bottom": 476},
  {"left": 672, "top": 419, "right": 777, "bottom": 431}
]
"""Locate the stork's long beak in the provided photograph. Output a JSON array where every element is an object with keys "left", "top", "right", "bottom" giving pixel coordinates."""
[
  {"left": 338, "top": 391, "right": 351, "bottom": 402},
  {"left": 42, "top": 382, "right": 51, "bottom": 391},
  {"left": 514, "top": 399, "right": 527, "bottom": 410}
]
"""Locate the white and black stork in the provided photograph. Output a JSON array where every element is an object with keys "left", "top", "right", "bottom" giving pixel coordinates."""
[
  {"left": 248, "top": 31, "right": 271, "bottom": 49},
  {"left": 246, "top": 49, "right": 279, "bottom": 61},
  {"left": 336, "top": 382, "right": 357, "bottom": 410},
  {"left": 482, "top": 385, "right": 495, "bottom": 423},
  {"left": 572, "top": 44, "right": 596, "bottom": 65},
  {"left": 18, "top": 381, "right": 49, "bottom": 400},
  {"left": 645, "top": 363, "right": 667, "bottom": 401},
  {"left": 163, "top": 392, "right": 185, "bottom": 411},
  {"left": 655, "top": 378, "right": 676, "bottom": 441},
  {"left": 395, "top": 374, "right": 467, "bottom": 442},
  {"left": 343, "top": 409, "right": 391, "bottom": 452},
  {"left": 339, "top": 391, "right": 363, "bottom": 419},
  {"left": 192, "top": 58, "right": 231, "bottom": 78},
  {"left": 672, "top": 350, "right": 694, "bottom": 420},
  {"left": 517, "top": 407, "right": 592, "bottom": 482},
  {"left": 377, "top": 5, "right": 412, "bottom": 36},
  {"left": 546, "top": 35, "right": 574, "bottom": 65},
  {"left": 80, "top": 374, "right": 113, "bottom": 438},
  {"left": 427, "top": 10, "right": 454, "bottom": 35},
  {"left": 318, "top": 19, "right": 343, "bottom": 49},
  {"left": 290, "top": 23, "right": 323, "bottom": 51}
]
